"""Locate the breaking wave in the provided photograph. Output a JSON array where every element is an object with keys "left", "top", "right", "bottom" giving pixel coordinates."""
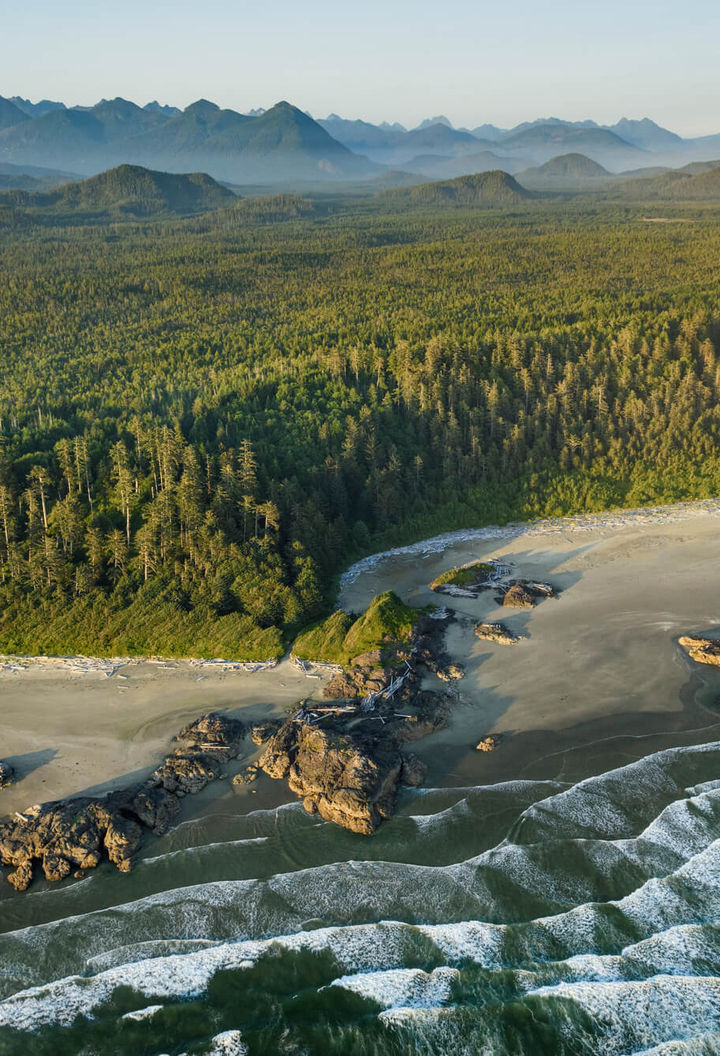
[{"left": 3, "top": 742, "right": 720, "bottom": 1054}]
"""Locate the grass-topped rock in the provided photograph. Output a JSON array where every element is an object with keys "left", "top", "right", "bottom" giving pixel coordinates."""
[
  {"left": 292, "top": 590, "right": 419, "bottom": 667},
  {"left": 430, "top": 562, "right": 497, "bottom": 594}
]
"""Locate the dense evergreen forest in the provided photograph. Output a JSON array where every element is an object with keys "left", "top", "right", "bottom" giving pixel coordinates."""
[{"left": 1, "top": 199, "right": 719, "bottom": 657}]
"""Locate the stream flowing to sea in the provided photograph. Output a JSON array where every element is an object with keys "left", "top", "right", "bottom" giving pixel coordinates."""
[{"left": 4, "top": 502, "right": 720, "bottom": 1055}]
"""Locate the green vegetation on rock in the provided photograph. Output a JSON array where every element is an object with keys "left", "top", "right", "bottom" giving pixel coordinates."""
[
  {"left": 430, "top": 563, "right": 494, "bottom": 590},
  {"left": 293, "top": 591, "right": 418, "bottom": 665}
]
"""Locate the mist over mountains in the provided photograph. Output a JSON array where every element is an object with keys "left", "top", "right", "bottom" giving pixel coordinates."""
[{"left": 0, "top": 94, "right": 719, "bottom": 189}]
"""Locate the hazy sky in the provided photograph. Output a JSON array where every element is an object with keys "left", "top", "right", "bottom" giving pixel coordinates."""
[{"left": 3, "top": 0, "right": 719, "bottom": 135}]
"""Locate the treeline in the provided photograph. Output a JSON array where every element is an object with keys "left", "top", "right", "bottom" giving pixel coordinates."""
[{"left": 1, "top": 204, "right": 719, "bottom": 657}]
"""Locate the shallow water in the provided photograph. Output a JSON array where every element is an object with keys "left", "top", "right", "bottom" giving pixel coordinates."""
[{"left": 5, "top": 505, "right": 720, "bottom": 1054}]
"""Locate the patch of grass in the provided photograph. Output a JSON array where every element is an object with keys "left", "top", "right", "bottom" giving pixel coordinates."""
[
  {"left": 430, "top": 562, "right": 494, "bottom": 590},
  {"left": 290, "top": 609, "right": 353, "bottom": 665},
  {"left": 292, "top": 591, "right": 419, "bottom": 666}
]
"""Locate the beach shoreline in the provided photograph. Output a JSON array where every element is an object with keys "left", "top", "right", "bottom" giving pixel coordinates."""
[{"left": 3, "top": 497, "right": 720, "bottom": 827}]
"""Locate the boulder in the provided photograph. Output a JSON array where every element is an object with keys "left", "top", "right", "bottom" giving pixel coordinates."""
[
  {"left": 437, "top": 664, "right": 465, "bottom": 682},
  {"left": 259, "top": 719, "right": 403, "bottom": 835},
  {"left": 476, "top": 736, "right": 500, "bottom": 752},
  {"left": 502, "top": 583, "right": 536, "bottom": 608},
  {"left": 232, "top": 765, "right": 259, "bottom": 786},
  {"left": 104, "top": 816, "right": 143, "bottom": 872},
  {"left": 400, "top": 753, "right": 427, "bottom": 787},
  {"left": 475, "top": 622, "right": 522, "bottom": 645},
  {"left": 679, "top": 635, "right": 720, "bottom": 666},
  {"left": 175, "top": 712, "right": 246, "bottom": 758},
  {"left": 7, "top": 859, "right": 32, "bottom": 892},
  {"left": 42, "top": 853, "right": 72, "bottom": 882},
  {"left": 150, "top": 751, "right": 223, "bottom": 795},
  {"left": 250, "top": 720, "right": 283, "bottom": 746},
  {"left": 0, "top": 761, "right": 15, "bottom": 790},
  {"left": 129, "top": 785, "right": 180, "bottom": 835}
]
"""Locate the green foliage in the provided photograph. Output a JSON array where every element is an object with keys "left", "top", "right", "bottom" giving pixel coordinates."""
[
  {"left": 379, "top": 170, "right": 533, "bottom": 208},
  {"left": 0, "top": 164, "right": 236, "bottom": 222},
  {"left": 1, "top": 198, "right": 720, "bottom": 657},
  {"left": 430, "top": 563, "right": 494, "bottom": 589},
  {"left": 292, "top": 610, "right": 353, "bottom": 664},
  {"left": 293, "top": 591, "right": 418, "bottom": 665}
]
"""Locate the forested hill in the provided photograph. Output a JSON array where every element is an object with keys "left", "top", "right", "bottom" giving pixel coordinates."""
[
  {"left": 0, "top": 164, "right": 236, "bottom": 219},
  {"left": 1, "top": 202, "right": 720, "bottom": 658},
  {"left": 615, "top": 165, "right": 720, "bottom": 200},
  {"left": 379, "top": 171, "right": 533, "bottom": 207}
]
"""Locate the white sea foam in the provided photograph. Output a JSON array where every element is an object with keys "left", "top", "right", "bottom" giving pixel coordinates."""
[
  {"left": 121, "top": 1003, "right": 164, "bottom": 1021},
  {"left": 331, "top": 966, "right": 459, "bottom": 1010},
  {"left": 528, "top": 976, "right": 720, "bottom": 1055},
  {"left": 205, "top": 1031, "right": 248, "bottom": 1056},
  {"left": 626, "top": 1032, "right": 720, "bottom": 1055},
  {"left": 6, "top": 738, "right": 720, "bottom": 1037}
]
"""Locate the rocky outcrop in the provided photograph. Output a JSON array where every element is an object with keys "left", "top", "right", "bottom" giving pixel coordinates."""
[
  {"left": 257, "top": 611, "right": 455, "bottom": 834},
  {"left": 430, "top": 561, "right": 509, "bottom": 596},
  {"left": 0, "top": 799, "right": 127, "bottom": 891},
  {"left": 475, "top": 622, "right": 523, "bottom": 645},
  {"left": 259, "top": 718, "right": 403, "bottom": 834},
  {"left": 501, "top": 583, "right": 536, "bottom": 608},
  {"left": 0, "top": 762, "right": 14, "bottom": 790},
  {"left": 0, "top": 711, "right": 246, "bottom": 891},
  {"left": 250, "top": 720, "right": 283, "bottom": 745},
  {"left": 400, "top": 753, "right": 428, "bottom": 787},
  {"left": 476, "top": 736, "right": 501, "bottom": 752},
  {"left": 436, "top": 663, "right": 464, "bottom": 682},
  {"left": 498, "top": 580, "right": 558, "bottom": 608},
  {"left": 679, "top": 635, "right": 720, "bottom": 666},
  {"left": 232, "top": 764, "right": 259, "bottom": 786},
  {"left": 175, "top": 713, "right": 246, "bottom": 756},
  {"left": 323, "top": 662, "right": 392, "bottom": 700}
]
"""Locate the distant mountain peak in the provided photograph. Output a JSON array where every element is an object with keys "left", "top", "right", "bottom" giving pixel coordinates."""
[
  {"left": 144, "top": 101, "right": 180, "bottom": 116},
  {"left": 415, "top": 115, "right": 453, "bottom": 130},
  {"left": 184, "top": 99, "right": 221, "bottom": 116}
]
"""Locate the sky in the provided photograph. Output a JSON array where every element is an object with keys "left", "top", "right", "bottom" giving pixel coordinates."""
[{"left": 3, "top": 0, "right": 720, "bottom": 135}]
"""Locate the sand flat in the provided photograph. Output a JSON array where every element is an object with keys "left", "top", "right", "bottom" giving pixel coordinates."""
[
  {"left": 3, "top": 500, "right": 720, "bottom": 817},
  {"left": 0, "top": 659, "right": 320, "bottom": 816}
]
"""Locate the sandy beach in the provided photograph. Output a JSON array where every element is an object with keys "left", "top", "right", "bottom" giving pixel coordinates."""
[{"left": 3, "top": 499, "right": 720, "bottom": 819}]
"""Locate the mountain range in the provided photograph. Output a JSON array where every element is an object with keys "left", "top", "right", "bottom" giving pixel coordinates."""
[{"left": 1, "top": 95, "right": 720, "bottom": 188}]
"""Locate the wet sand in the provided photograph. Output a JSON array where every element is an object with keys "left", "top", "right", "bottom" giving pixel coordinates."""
[
  {"left": 339, "top": 503, "right": 720, "bottom": 786},
  {"left": 0, "top": 660, "right": 321, "bottom": 817},
  {"left": 3, "top": 500, "right": 720, "bottom": 819}
]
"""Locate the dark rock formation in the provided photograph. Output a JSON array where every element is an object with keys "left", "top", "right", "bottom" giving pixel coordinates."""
[
  {"left": 0, "top": 761, "right": 14, "bottom": 790},
  {"left": 323, "top": 662, "right": 391, "bottom": 700},
  {"left": 475, "top": 622, "right": 523, "bottom": 645},
  {"left": 0, "top": 712, "right": 246, "bottom": 892},
  {"left": 175, "top": 713, "right": 246, "bottom": 756},
  {"left": 259, "top": 718, "right": 403, "bottom": 834},
  {"left": 150, "top": 752, "right": 223, "bottom": 795},
  {"left": 232, "top": 764, "right": 259, "bottom": 786},
  {"left": 250, "top": 720, "right": 283, "bottom": 745},
  {"left": 498, "top": 580, "right": 558, "bottom": 608},
  {"left": 501, "top": 583, "right": 536, "bottom": 608},
  {"left": 258, "top": 611, "right": 454, "bottom": 834},
  {"left": 129, "top": 785, "right": 180, "bottom": 835},
  {"left": 400, "top": 753, "right": 428, "bottom": 787}
]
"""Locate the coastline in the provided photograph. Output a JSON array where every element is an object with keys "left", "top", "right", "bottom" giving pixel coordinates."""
[{"left": 3, "top": 497, "right": 720, "bottom": 827}]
